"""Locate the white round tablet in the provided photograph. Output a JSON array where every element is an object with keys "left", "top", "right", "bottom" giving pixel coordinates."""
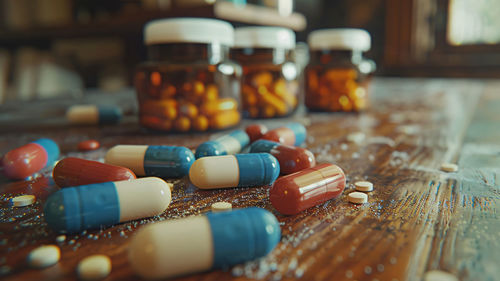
[
  {"left": 12, "top": 195, "right": 36, "bottom": 207},
  {"left": 347, "top": 132, "right": 365, "bottom": 144},
  {"left": 77, "top": 255, "right": 112, "bottom": 281},
  {"left": 440, "top": 163, "right": 458, "bottom": 172},
  {"left": 348, "top": 192, "right": 368, "bottom": 204},
  {"left": 28, "top": 245, "right": 60, "bottom": 268},
  {"left": 424, "top": 270, "right": 458, "bottom": 281},
  {"left": 211, "top": 202, "right": 232, "bottom": 212},
  {"left": 354, "top": 181, "right": 373, "bottom": 192}
]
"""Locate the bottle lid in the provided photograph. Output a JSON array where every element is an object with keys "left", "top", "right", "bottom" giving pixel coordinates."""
[
  {"left": 308, "top": 28, "right": 371, "bottom": 51},
  {"left": 144, "top": 18, "right": 234, "bottom": 46},
  {"left": 234, "top": 26, "right": 295, "bottom": 49}
]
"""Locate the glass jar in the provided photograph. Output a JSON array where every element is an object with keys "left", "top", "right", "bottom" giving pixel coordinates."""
[
  {"left": 305, "top": 28, "right": 375, "bottom": 112},
  {"left": 135, "top": 18, "right": 241, "bottom": 132},
  {"left": 231, "top": 27, "right": 299, "bottom": 119}
]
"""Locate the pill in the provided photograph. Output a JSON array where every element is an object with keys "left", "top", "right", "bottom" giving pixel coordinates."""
[
  {"left": 56, "top": 235, "right": 66, "bottom": 243},
  {"left": 2, "top": 138, "right": 60, "bottom": 179},
  {"left": 105, "top": 145, "right": 194, "bottom": 177},
  {"left": 28, "top": 245, "right": 60, "bottom": 268},
  {"left": 77, "top": 255, "right": 112, "bottom": 281},
  {"left": 424, "top": 270, "right": 458, "bottom": 281},
  {"left": 348, "top": 192, "right": 368, "bottom": 204},
  {"left": 245, "top": 124, "right": 268, "bottom": 143},
  {"left": 11, "top": 195, "right": 36, "bottom": 207},
  {"left": 211, "top": 202, "right": 232, "bottom": 212},
  {"left": 354, "top": 181, "right": 373, "bottom": 192},
  {"left": 270, "top": 163, "right": 346, "bottom": 215},
  {"left": 43, "top": 177, "right": 171, "bottom": 233},
  {"left": 209, "top": 110, "right": 241, "bottom": 129},
  {"left": 346, "top": 132, "right": 365, "bottom": 144},
  {"left": 67, "top": 105, "right": 122, "bottom": 125},
  {"left": 249, "top": 140, "right": 315, "bottom": 175},
  {"left": 128, "top": 207, "right": 280, "bottom": 279},
  {"left": 195, "top": 130, "right": 250, "bottom": 159},
  {"left": 262, "top": 122, "right": 306, "bottom": 146},
  {"left": 440, "top": 163, "right": 458, "bottom": 172},
  {"left": 78, "top": 140, "right": 100, "bottom": 151},
  {"left": 189, "top": 153, "right": 280, "bottom": 189},
  {"left": 53, "top": 157, "right": 136, "bottom": 188}
]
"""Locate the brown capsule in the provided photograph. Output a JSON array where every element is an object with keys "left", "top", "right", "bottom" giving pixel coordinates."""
[{"left": 78, "top": 140, "right": 100, "bottom": 151}]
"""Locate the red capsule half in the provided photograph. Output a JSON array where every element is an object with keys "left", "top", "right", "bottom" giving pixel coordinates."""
[
  {"left": 3, "top": 143, "right": 47, "bottom": 179},
  {"left": 249, "top": 140, "right": 315, "bottom": 174},
  {"left": 53, "top": 157, "right": 136, "bottom": 187},
  {"left": 270, "top": 163, "right": 346, "bottom": 215},
  {"left": 245, "top": 124, "right": 268, "bottom": 143}
]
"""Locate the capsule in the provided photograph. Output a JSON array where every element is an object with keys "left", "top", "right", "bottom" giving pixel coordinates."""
[
  {"left": 2, "top": 138, "right": 59, "bottom": 179},
  {"left": 262, "top": 122, "right": 306, "bottom": 146},
  {"left": 105, "top": 145, "right": 194, "bottom": 178},
  {"left": 44, "top": 177, "right": 171, "bottom": 233},
  {"left": 128, "top": 207, "right": 280, "bottom": 279},
  {"left": 195, "top": 130, "right": 250, "bottom": 159},
  {"left": 66, "top": 105, "right": 122, "bottom": 125},
  {"left": 249, "top": 140, "right": 315, "bottom": 175},
  {"left": 189, "top": 153, "right": 279, "bottom": 189},
  {"left": 245, "top": 124, "right": 268, "bottom": 143},
  {"left": 269, "top": 163, "right": 346, "bottom": 215},
  {"left": 53, "top": 157, "right": 136, "bottom": 187}
]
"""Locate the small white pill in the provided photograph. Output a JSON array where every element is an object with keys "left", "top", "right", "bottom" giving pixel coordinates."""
[
  {"left": 28, "top": 245, "right": 60, "bottom": 268},
  {"left": 56, "top": 235, "right": 66, "bottom": 243},
  {"left": 347, "top": 132, "right": 365, "bottom": 144},
  {"left": 440, "top": 163, "right": 458, "bottom": 172},
  {"left": 348, "top": 192, "right": 368, "bottom": 204},
  {"left": 424, "top": 270, "right": 458, "bottom": 281},
  {"left": 12, "top": 195, "right": 36, "bottom": 207},
  {"left": 77, "top": 255, "right": 112, "bottom": 281},
  {"left": 211, "top": 202, "right": 232, "bottom": 212},
  {"left": 354, "top": 181, "right": 373, "bottom": 192}
]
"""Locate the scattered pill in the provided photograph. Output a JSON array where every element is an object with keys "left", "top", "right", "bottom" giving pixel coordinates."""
[
  {"left": 78, "top": 140, "right": 100, "bottom": 151},
  {"left": 189, "top": 153, "right": 280, "bottom": 189},
  {"left": 346, "top": 132, "right": 365, "bottom": 144},
  {"left": 2, "top": 138, "right": 59, "bottom": 179},
  {"left": 354, "top": 181, "right": 373, "bottom": 192},
  {"left": 44, "top": 177, "right": 171, "bottom": 233},
  {"left": 249, "top": 139, "right": 315, "bottom": 174},
  {"left": 261, "top": 122, "right": 306, "bottom": 146},
  {"left": 211, "top": 202, "right": 232, "bottom": 212},
  {"left": 56, "top": 235, "right": 66, "bottom": 243},
  {"left": 440, "top": 163, "right": 458, "bottom": 172},
  {"left": 67, "top": 105, "right": 122, "bottom": 125},
  {"left": 195, "top": 130, "right": 250, "bottom": 158},
  {"left": 424, "top": 270, "right": 458, "bottom": 281},
  {"left": 28, "top": 245, "right": 60, "bottom": 268},
  {"left": 270, "top": 163, "right": 346, "bottom": 215},
  {"left": 53, "top": 157, "right": 136, "bottom": 188},
  {"left": 245, "top": 124, "right": 268, "bottom": 143},
  {"left": 128, "top": 207, "right": 280, "bottom": 279},
  {"left": 105, "top": 145, "right": 194, "bottom": 177},
  {"left": 77, "top": 255, "right": 112, "bottom": 281},
  {"left": 348, "top": 192, "right": 368, "bottom": 204},
  {"left": 11, "top": 195, "right": 36, "bottom": 207}
]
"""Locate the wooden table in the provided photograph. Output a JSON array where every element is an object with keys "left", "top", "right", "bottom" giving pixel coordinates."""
[{"left": 1, "top": 78, "right": 499, "bottom": 281}]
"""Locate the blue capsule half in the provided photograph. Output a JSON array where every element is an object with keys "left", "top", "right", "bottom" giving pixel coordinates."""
[{"left": 195, "top": 130, "right": 250, "bottom": 158}]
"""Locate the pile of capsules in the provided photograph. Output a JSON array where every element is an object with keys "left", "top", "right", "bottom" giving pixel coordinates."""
[{"left": 2, "top": 122, "right": 346, "bottom": 279}]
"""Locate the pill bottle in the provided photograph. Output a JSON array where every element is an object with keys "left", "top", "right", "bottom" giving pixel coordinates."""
[
  {"left": 231, "top": 27, "right": 299, "bottom": 118},
  {"left": 305, "top": 28, "right": 375, "bottom": 112},
  {"left": 135, "top": 18, "right": 241, "bottom": 132}
]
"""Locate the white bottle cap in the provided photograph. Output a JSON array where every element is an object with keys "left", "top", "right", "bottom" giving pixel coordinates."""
[
  {"left": 308, "top": 28, "right": 371, "bottom": 51},
  {"left": 144, "top": 18, "right": 234, "bottom": 47},
  {"left": 234, "top": 26, "right": 295, "bottom": 49}
]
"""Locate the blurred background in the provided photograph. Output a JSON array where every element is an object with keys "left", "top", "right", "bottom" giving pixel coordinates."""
[{"left": 0, "top": 0, "right": 499, "bottom": 104}]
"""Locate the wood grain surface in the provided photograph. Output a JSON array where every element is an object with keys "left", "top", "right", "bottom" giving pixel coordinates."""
[{"left": 0, "top": 78, "right": 498, "bottom": 281}]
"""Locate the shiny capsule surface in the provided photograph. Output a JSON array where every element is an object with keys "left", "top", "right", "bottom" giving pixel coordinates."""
[
  {"left": 53, "top": 157, "right": 136, "bottom": 187},
  {"left": 44, "top": 177, "right": 171, "bottom": 233},
  {"left": 249, "top": 140, "right": 315, "bottom": 174},
  {"left": 270, "top": 163, "right": 345, "bottom": 215},
  {"left": 261, "top": 122, "right": 306, "bottom": 146},
  {"left": 128, "top": 207, "right": 280, "bottom": 279},
  {"left": 245, "top": 124, "right": 268, "bottom": 143},
  {"left": 189, "top": 153, "right": 280, "bottom": 189},
  {"left": 78, "top": 140, "right": 100, "bottom": 151},
  {"left": 195, "top": 130, "right": 250, "bottom": 159},
  {"left": 2, "top": 138, "right": 59, "bottom": 179}
]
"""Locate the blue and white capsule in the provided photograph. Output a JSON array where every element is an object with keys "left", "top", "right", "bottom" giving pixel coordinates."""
[
  {"left": 128, "top": 207, "right": 281, "bottom": 279},
  {"left": 66, "top": 104, "right": 122, "bottom": 125},
  {"left": 43, "top": 177, "right": 171, "bottom": 234},
  {"left": 189, "top": 153, "right": 280, "bottom": 189},
  {"left": 195, "top": 130, "right": 250, "bottom": 159},
  {"left": 105, "top": 145, "right": 194, "bottom": 178}
]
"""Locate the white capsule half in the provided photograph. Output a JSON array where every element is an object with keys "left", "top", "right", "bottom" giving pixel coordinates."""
[{"left": 105, "top": 145, "right": 148, "bottom": 175}]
